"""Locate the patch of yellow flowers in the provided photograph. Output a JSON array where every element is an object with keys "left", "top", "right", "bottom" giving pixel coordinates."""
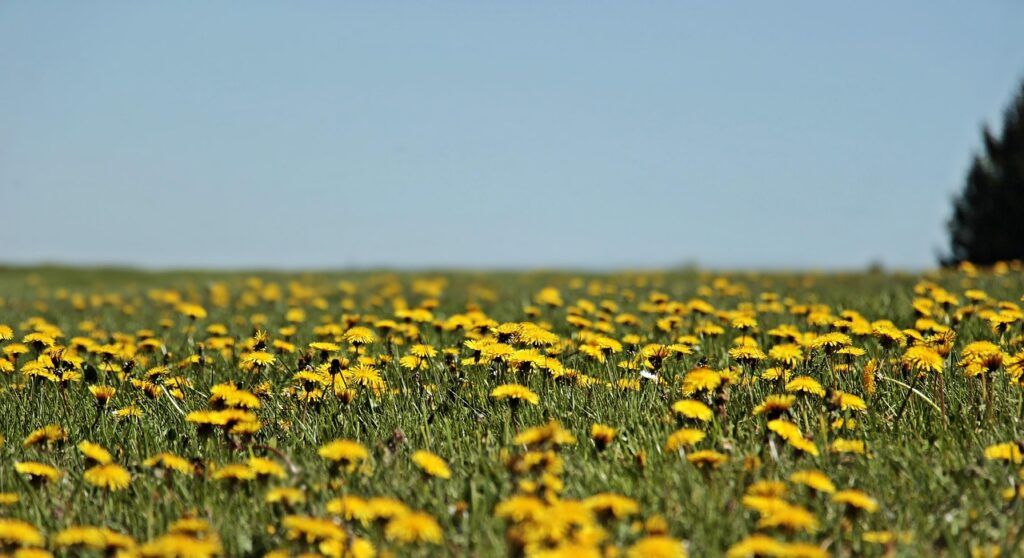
[{"left": 0, "top": 262, "right": 1023, "bottom": 556}]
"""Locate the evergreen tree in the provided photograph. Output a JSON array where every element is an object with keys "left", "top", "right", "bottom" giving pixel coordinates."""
[{"left": 946, "top": 80, "right": 1024, "bottom": 265}]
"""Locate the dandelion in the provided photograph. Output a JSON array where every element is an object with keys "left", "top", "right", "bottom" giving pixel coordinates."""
[
  {"left": 344, "top": 327, "right": 376, "bottom": 346},
  {"left": 752, "top": 395, "right": 795, "bottom": 417},
  {"left": 830, "top": 390, "right": 867, "bottom": 412},
  {"left": 984, "top": 442, "right": 1023, "bottom": 464},
  {"left": 663, "top": 425, "right": 704, "bottom": 452},
  {"left": 143, "top": 453, "right": 194, "bottom": 476},
  {"left": 88, "top": 385, "right": 116, "bottom": 406},
  {"left": 830, "top": 438, "right": 866, "bottom": 455},
  {"left": 248, "top": 457, "right": 286, "bottom": 479},
  {"left": 0, "top": 518, "right": 45, "bottom": 547},
  {"left": 23, "top": 425, "right": 67, "bottom": 448},
  {"left": 686, "top": 450, "right": 728, "bottom": 469},
  {"left": 832, "top": 489, "right": 879, "bottom": 513},
  {"left": 681, "top": 368, "right": 722, "bottom": 395},
  {"left": 77, "top": 441, "right": 113, "bottom": 465},
  {"left": 265, "top": 487, "right": 306, "bottom": 507},
  {"left": 785, "top": 376, "right": 825, "bottom": 397},
  {"left": 514, "top": 421, "right": 577, "bottom": 448},
  {"left": 584, "top": 493, "right": 640, "bottom": 520},
  {"left": 490, "top": 383, "right": 539, "bottom": 405},
  {"left": 789, "top": 469, "right": 836, "bottom": 494},
  {"left": 84, "top": 464, "right": 131, "bottom": 491},
  {"left": 14, "top": 462, "right": 61, "bottom": 485},
  {"left": 318, "top": 439, "right": 369, "bottom": 473},
  {"left": 326, "top": 495, "right": 370, "bottom": 522},
  {"left": 671, "top": 399, "right": 714, "bottom": 422},
  {"left": 626, "top": 535, "right": 687, "bottom": 558},
  {"left": 176, "top": 303, "right": 207, "bottom": 320},
  {"left": 590, "top": 423, "right": 617, "bottom": 451},
  {"left": 385, "top": 511, "right": 443, "bottom": 544},
  {"left": 901, "top": 345, "right": 944, "bottom": 376},
  {"left": 412, "top": 450, "right": 451, "bottom": 480}
]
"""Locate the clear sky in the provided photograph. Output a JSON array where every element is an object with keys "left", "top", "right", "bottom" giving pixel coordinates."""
[{"left": 2, "top": 2, "right": 1022, "bottom": 270}]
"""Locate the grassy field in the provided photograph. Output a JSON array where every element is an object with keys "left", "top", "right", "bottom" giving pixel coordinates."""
[{"left": 1, "top": 264, "right": 1023, "bottom": 557}]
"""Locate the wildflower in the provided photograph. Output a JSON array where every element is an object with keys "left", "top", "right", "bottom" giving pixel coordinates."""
[
  {"left": 756, "top": 501, "right": 819, "bottom": 533},
  {"left": 0, "top": 518, "right": 45, "bottom": 547},
  {"left": 88, "top": 385, "right": 116, "bottom": 406},
  {"left": 412, "top": 450, "right": 451, "bottom": 479},
  {"left": 281, "top": 515, "right": 345, "bottom": 543},
  {"left": 960, "top": 341, "right": 1005, "bottom": 375},
  {"left": 84, "top": 464, "right": 131, "bottom": 491},
  {"left": 326, "top": 495, "right": 370, "bottom": 522},
  {"left": 832, "top": 489, "right": 879, "bottom": 513},
  {"left": 176, "top": 303, "right": 208, "bottom": 320},
  {"left": 789, "top": 470, "right": 836, "bottom": 493},
  {"left": 344, "top": 327, "right": 376, "bottom": 345},
  {"left": 55, "top": 526, "right": 136, "bottom": 553},
  {"left": 385, "top": 511, "right": 443, "bottom": 544},
  {"left": 495, "top": 495, "right": 546, "bottom": 523},
  {"left": 729, "top": 345, "right": 767, "bottom": 365},
  {"left": 248, "top": 457, "right": 286, "bottom": 479},
  {"left": 671, "top": 399, "right": 713, "bottom": 422},
  {"left": 585, "top": 493, "right": 640, "bottom": 520},
  {"left": 318, "top": 439, "right": 369, "bottom": 472},
  {"left": 686, "top": 450, "right": 728, "bottom": 468},
  {"left": 590, "top": 423, "right": 617, "bottom": 451},
  {"left": 829, "top": 439, "right": 866, "bottom": 455},
  {"left": 265, "top": 487, "right": 306, "bottom": 506},
  {"left": 785, "top": 376, "right": 825, "bottom": 397},
  {"left": 984, "top": 442, "right": 1023, "bottom": 464},
  {"left": 830, "top": 390, "right": 867, "bottom": 412},
  {"left": 901, "top": 345, "right": 944, "bottom": 375},
  {"left": 23, "top": 425, "right": 66, "bottom": 448},
  {"left": 77, "top": 441, "right": 113, "bottom": 465},
  {"left": 139, "top": 533, "right": 222, "bottom": 558},
  {"left": 752, "top": 395, "right": 795, "bottom": 417},
  {"left": 769, "top": 344, "right": 803, "bottom": 368},
  {"left": 810, "top": 332, "right": 851, "bottom": 352},
  {"left": 514, "top": 421, "right": 577, "bottom": 448},
  {"left": 626, "top": 535, "right": 687, "bottom": 558},
  {"left": 681, "top": 368, "right": 722, "bottom": 395},
  {"left": 366, "top": 497, "right": 411, "bottom": 522},
  {"left": 490, "top": 383, "right": 539, "bottom": 405},
  {"left": 14, "top": 462, "right": 61, "bottom": 484},
  {"left": 143, "top": 453, "right": 193, "bottom": 476},
  {"left": 240, "top": 350, "right": 276, "bottom": 369}
]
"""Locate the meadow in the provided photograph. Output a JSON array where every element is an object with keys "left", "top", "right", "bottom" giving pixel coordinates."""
[{"left": 1, "top": 264, "right": 1023, "bottom": 558}]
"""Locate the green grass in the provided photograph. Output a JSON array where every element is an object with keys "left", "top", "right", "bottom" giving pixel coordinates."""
[{"left": 1, "top": 265, "right": 1023, "bottom": 557}]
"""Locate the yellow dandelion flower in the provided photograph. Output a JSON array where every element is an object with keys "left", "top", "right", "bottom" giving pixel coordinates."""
[
  {"left": 832, "top": 489, "right": 879, "bottom": 513},
  {"left": 490, "top": 383, "right": 540, "bottom": 405},
  {"left": 590, "top": 423, "right": 617, "bottom": 451},
  {"left": 318, "top": 439, "right": 369, "bottom": 472},
  {"left": 83, "top": 464, "right": 131, "bottom": 491},
  {"left": 785, "top": 376, "right": 825, "bottom": 397},
  {"left": 686, "top": 450, "right": 728, "bottom": 468},
  {"left": 671, "top": 399, "right": 714, "bottom": 422},
  {"left": 77, "top": 441, "right": 112, "bottom": 465},
  {"left": 0, "top": 518, "right": 45, "bottom": 547},
  {"left": 385, "top": 511, "right": 443, "bottom": 544},
  {"left": 14, "top": 461, "right": 61, "bottom": 484},
  {"left": 626, "top": 535, "right": 687, "bottom": 558},
  {"left": 412, "top": 450, "right": 451, "bottom": 480},
  {"left": 143, "top": 452, "right": 193, "bottom": 475},
  {"left": 789, "top": 469, "right": 836, "bottom": 494},
  {"left": 984, "top": 442, "right": 1023, "bottom": 464}
]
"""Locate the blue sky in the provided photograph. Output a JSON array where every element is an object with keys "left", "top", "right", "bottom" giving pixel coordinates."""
[{"left": 2, "top": 2, "right": 1022, "bottom": 270}]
